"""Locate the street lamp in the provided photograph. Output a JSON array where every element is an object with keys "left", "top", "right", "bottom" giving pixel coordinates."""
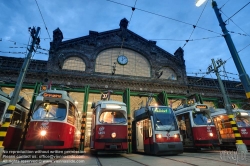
[
  {"left": 196, "top": 0, "right": 249, "bottom": 153},
  {"left": 195, "top": 0, "right": 206, "bottom": 7}
]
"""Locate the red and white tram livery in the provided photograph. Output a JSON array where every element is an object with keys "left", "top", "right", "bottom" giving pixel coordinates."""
[
  {"left": 0, "top": 90, "right": 30, "bottom": 149},
  {"left": 175, "top": 103, "right": 219, "bottom": 149},
  {"left": 24, "top": 89, "right": 81, "bottom": 150},
  {"left": 90, "top": 99, "right": 128, "bottom": 153}
]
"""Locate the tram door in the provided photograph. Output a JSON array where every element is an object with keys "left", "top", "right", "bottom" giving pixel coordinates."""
[
  {"left": 136, "top": 120, "right": 144, "bottom": 151},
  {"left": 177, "top": 113, "right": 193, "bottom": 146}
]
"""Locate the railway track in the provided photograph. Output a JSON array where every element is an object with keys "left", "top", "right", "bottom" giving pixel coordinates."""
[{"left": 96, "top": 154, "right": 149, "bottom": 166}]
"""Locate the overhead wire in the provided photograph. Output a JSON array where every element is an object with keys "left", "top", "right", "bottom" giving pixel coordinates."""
[
  {"left": 106, "top": 0, "right": 222, "bottom": 35},
  {"left": 219, "top": 0, "right": 231, "bottom": 9},
  {"left": 35, "top": 0, "right": 52, "bottom": 41},
  {"left": 182, "top": 0, "right": 209, "bottom": 48},
  {"left": 224, "top": 1, "right": 250, "bottom": 23},
  {"left": 150, "top": 35, "right": 222, "bottom": 42}
]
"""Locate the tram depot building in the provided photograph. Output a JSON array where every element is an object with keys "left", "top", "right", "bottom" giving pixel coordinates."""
[{"left": 0, "top": 18, "right": 249, "bottom": 147}]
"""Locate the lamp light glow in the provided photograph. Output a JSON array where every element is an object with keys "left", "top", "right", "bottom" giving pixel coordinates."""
[{"left": 195, "top": 0, "right": 207, "bottom": 7}]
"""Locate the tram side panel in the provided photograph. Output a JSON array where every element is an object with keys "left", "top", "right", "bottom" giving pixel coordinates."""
[
  {"left": 175, "top": 104, "right": 219, "bottom": 149},
  {"left": 212, "top": 110, "right": 250, "bottom": 150},
  {"left": 0, "top": 91, "right": 30, "bottom": 150}
]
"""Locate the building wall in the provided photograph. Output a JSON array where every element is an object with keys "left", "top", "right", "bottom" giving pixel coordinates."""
[{"left": 0, "top": 18, "right": 247, "bottom": 108}]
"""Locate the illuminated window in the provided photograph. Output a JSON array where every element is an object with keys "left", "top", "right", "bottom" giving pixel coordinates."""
[
  {"left": 95, "top": 48, "right": 150, "bottom": 77},
  {"left": 158, "top": 67, "right": 177, "bottom": 80},
  {"left": 62, "top": 57, "right": 85, "bottom": 71}
]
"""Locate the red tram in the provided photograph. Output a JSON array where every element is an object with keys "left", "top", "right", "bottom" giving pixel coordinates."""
[
  {"left": 24, "top": 89, "right": 81, "bottom": 150},
  {"left": 0, "top": 90, "right": 30, "bottom": 149},
  {"left": 174, "top": 103, "right": 219, "bottom": 149},
  {"left": 90, "top": 96, "right": 128, "bottom": 153},
  {"left": 132, "top": 105, "right": 183, "bottom": 155},
  {"left": 211, "top": 108, "right": 250, "bottom": 150}
]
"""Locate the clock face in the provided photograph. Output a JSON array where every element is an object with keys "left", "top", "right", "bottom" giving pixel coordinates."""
[{"left": 117, "top": 55, "right": 128, "bottom": 65}]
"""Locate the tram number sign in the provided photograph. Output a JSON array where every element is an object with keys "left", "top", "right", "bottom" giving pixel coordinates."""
[
  {"left": 196, "top": 105, "right": 208, "bottom": 109},
  {"left": 101, "top": 93, "right": 110, "bottom": 100},
  {"left": 43, "top": 93, "right": 62, "bottom": 98}
]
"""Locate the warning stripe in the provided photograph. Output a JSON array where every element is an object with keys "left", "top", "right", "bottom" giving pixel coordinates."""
[
  {"left": 127, "top": 116, "right": 131, "bottom": 142},
  {"left": 0, "top": 105, "right": 15, "bottom": 147},
  {"left": 228, "top": 114, "right": 244, "bottom": 144},
  {"left": 80, "top": 113, "right": 86, "bottom": 142}
]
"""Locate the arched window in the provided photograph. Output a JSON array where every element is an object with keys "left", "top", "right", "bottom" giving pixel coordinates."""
[
  {"left": 95, "top": 48, "right": 150, "bottom": 77},
  {"left": 62, "top": 57, "right": 85, "bottom": 71},
  {"left": 158, "top": 67, "right": 177, "bottom": 80}
]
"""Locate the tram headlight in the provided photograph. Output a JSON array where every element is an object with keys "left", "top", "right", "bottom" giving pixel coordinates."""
[
  {"left": 155, "top": 134, "right": 162, "bottom": 139},
  {"left": 111, "top": 132, "right": 116, "bottom": 138},
  {"left": 40, "top": 130, "right": 47, "bottom": 136},
  {"left": 209, "top": 133, "right": 213, "bottom": 137},
  {"left": 174, "top": 134, "right": 180, "bottom": 138}
]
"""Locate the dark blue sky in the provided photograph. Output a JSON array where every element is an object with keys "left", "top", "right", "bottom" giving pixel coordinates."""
[{"left": 0, "top": 0, "right": 249, "bottom": 81}]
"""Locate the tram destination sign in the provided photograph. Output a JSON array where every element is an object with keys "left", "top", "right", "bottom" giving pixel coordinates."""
[
  {"left": 152, "top": 107, "right": 170, "bottom": 113},
  {"left": 43, "top": 93, "right": 62, "bottom": 98},
  {"left": 196, "top": 105, "right": 208, "bottom": 109}
]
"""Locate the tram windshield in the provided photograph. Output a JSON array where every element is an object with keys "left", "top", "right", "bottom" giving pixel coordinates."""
[
  {"left": 152, "top": 107, "right": 177, "bottom": 131},
  {"left": 99, "top": 111, "right": 127, "bottom": 124},
  {"left": 236, "top": 116, "right": 250, "bottom": 127},
  {"left": 32, "top": 102, "right": 66, "bottom": 120},
  {"left": 192, "top": 111, "right": 213, "bottom": 125}
]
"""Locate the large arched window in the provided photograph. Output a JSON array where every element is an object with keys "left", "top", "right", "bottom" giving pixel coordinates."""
[
  {"left": 158, "top": 67, "right": 177, "bottom": 80},
  {"left": 95, "top": 48, "right": 150, "bottom": 77},
  {"left": 62, "top": 57, "right": 85, "bottom": 71}
]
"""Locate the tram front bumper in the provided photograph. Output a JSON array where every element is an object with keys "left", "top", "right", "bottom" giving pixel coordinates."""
[{"left": 153, "top": 142, "right": 183, "bottom": 155}]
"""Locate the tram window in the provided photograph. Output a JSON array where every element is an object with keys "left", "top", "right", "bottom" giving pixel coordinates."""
[
  {"left": 0, "top": 101, "right": 6, "bottom": 120},
  {"left": 236, "top": 117, "right": 250, "bottom": 127},
  {"left": 68, "top": 103, "right": 76, "bottom": 125},
  {"left": 99, "top": 111, "right": 126, "bottom": 124},
  {"left": 10, "top": 108, "right": 26, "bottom": 128},
  {"left": 153, "top": 109, "right": 177, "bottom": 131},
  {"left": 32, "top": 103, "right": 66, "bottom": 120},
  {"left": 192, "top": 112, "right": 212, "bottom": 125}
]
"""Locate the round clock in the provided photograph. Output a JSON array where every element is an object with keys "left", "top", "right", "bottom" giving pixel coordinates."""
[{"left": 117, "top": 55, "right": 128, "bottom": 65}]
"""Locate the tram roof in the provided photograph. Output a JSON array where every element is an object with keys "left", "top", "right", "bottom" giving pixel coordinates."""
[
  {"left": 38, "top": 89, "right": 75, "bottom": 103},
  {"left": 0, "top": 89, "right": 30, "bottom": 109},
  {"left": 174, "top": 103, "right": 210, "bottom": 115},
  {"left": 210, "top": 108, "right": 250, "bottom": 117},
  {"left": 96, "top": 100, "right": 126, "bottom": 106}
]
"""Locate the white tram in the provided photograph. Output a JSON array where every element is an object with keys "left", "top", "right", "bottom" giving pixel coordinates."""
[{"left": 132, "top": 105, "right": 183, "bottom": 155}]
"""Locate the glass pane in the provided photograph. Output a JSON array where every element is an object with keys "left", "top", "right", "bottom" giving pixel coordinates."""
[{"left": 62, "top": 57, "right": 85, "bottom": 71}]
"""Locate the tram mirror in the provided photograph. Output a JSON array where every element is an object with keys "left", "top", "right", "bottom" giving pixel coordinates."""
[{"left": 91, "top": 102, "right": 95, "bottom": 109}]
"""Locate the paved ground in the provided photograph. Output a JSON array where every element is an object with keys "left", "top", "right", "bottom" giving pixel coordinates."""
[{"left": 0, "top": 148, "right": 249, "bottom": 166}]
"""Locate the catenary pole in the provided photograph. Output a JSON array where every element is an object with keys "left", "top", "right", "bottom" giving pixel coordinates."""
[
  {"left": 0, "top": 27, "right": 40, "bottom": 156},
  {"left": 210, "top": 59, "right": 248, "bottom": 153}
]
